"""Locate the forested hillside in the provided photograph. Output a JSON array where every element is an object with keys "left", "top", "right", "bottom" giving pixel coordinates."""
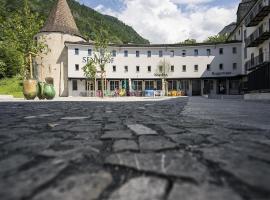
[{"left": 0, "top": 0, "right": 149, "bottom": 44}]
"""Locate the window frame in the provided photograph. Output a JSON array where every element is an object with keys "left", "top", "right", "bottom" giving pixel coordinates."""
[{"left": 72, "top": 80, "right": 78, "bottom": 91}]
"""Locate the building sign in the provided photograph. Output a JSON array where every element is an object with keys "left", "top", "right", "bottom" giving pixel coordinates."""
[
  {"left": 82, "top": 57, "right": 91, "bottom": 63},
  {"left": 212, "top": 72, "right": 232, "bottom": 76},
  {"left": 154, "top": 73, "right": 168, "bottom": 77}
]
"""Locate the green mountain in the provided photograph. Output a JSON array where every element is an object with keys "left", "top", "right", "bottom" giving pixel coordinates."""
[{"left": 0, "top": 0, "right": 149, "bottom": 44}]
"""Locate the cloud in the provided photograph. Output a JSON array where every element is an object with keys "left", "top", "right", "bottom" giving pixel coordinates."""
[{"left": 95, "top": 0, "right": 237, "bottom": 43}]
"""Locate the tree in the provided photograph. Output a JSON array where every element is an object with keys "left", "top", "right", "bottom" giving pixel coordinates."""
[
  {"left": 156, "top": 59, "right": 172, "bottom": 96},
  {"left": 0, "top": 0, "right": 48, "bottom": 79},
  {"left": 204, "top": 34, "right": 228, "bottom": 43},
  {"left": 179, "top": 39, "right": 197, "bottom": 44},
  {"left": 83, "top": 28, "right": 112, "bottom": 97}
]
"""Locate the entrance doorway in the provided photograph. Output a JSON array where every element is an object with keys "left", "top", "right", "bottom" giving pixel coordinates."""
[{"left": 192, "top": 80, "right": 201, "bottom": 96}]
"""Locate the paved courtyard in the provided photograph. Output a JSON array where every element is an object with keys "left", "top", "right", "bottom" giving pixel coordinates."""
[{"left": 0, "top": 97, "right": 270, "bottom": 200}]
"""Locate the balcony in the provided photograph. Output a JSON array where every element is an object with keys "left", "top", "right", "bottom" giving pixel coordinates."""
[
  {"left": 245, "top": 0, "right": 270, "bottom": 27},
  {"left": 245, "top": 52, "right": 270, "bottom": 71},
  {"left": 245, "top": 25, "right": 270, "bottom": 47}
]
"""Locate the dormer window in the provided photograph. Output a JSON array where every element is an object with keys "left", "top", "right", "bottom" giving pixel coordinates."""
[{"left": 75, "top": 48, "right": 79, "bottom": 55}]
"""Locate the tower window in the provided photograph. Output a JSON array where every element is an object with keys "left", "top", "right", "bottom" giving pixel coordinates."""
[
  {"left": 124, "top": 50, "right": 128, "bottom": 57},
  {"left": 182, "top": 50, "right": 186, "bottom": 57},
  {"left": 170, "top": 50, "right": 175, "bottom": 57},
  {"left": 88, "top": 49, "right": 92, "bottom": 56},
  {"left": 112, "top": 50, "right": 117, "bottom": 57},
  {"left": 124, "top": 66, "right": 128, "bottom": 72},
  {"left": 194, "top": 49, "right": 199, "bottom": 56},
  {"left": 207, "top": 64, "right": 211, "bottom": 71},
  {"left": 148, "top": 66, "right": 151, "bottom": 72},
  {"left": 233, "top": 47, "right": 237, "bottom": 54},
  {"left": 219, "top": 64, "right": 223, "bottom": 70},
  {"left": 219, "top": 48, "right": 223, "bottom": 55},
  {"left": 75, "top": 48, "right": 79, "bottom": 55},
  {"left": 159, "top": 50, "right": 163, "bottom": 57},
  {"left": 207, "top": 49, "right": 211, "bottom": 56},
  {"left": 113, "top": 65, "right": 116, "bottom": 72},
  {"left": 147, "top": 51, "right": 151, "bottom": 57},
  {"left": 136, "top": 51, "right": 140, "bottom": 57},
  {"left": 182, "top": 65, "right": 186, "bottom": 72},
  {"left": 75, "top": 64, "right": 79, "bottom": 71},
  {"left": 233, "top": 63, "right": 237, "bottom": 70},
  {"left": 171, "top": 65, "right": 174, "bottom": 72},
  {"left": 136, "top": 66, "right": 140, "bottom": 72},
  {"left": 194, "top": 65, "right": 198, "bottom": 72}
]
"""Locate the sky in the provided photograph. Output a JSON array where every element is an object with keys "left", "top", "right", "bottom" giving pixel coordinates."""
[{"left": 76, "top": 0, "right": 241, "bottom": 44}]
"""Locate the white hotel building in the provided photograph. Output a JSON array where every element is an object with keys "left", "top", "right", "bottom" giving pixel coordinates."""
[{"left": 35, "top": 0, "right": 270, "bottom": 98}]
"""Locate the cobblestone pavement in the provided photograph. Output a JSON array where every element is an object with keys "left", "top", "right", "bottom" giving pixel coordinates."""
[{"left": 0, "top": 97, "right": 270, "bottom": 200}]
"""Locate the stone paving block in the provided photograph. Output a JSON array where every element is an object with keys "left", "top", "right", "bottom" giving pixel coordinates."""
[
  {"left": 113, "top": 140, "right": 139, "bottom": 152},
  {"left": 101, "top": 130, "right": 133, "bottom": 140},
  {"left": 160, "top": 125, "right": 186, "bottom": 134},
  {"left": 139, "top": 136, "right": 178, "bottom": 151},
  {"left": 127, "top": 124, "right": 157, "bottom": 135},
  {"left": 109, "top": 176, "right": 168, "bottom": 200},
  {"left": 0, "top": 154, "right": 31, "bottom": 175},
  {"left": 33, "top": 171, "right": 112, "bottom": 200},
  {"left": 201, "top": 145, "right": 270, "bottom": 192},
  {"left": 105, "top": 152, "right": 208, "bottom": 182},
  {"left": 168, "top": 183, "right": 242, "bottom": 200},
  {"left": 167, "top": 134, "right": 206, "bottom": 146},
  {"left": 0, "top": 160, "right": 68, "bottom": 200}
]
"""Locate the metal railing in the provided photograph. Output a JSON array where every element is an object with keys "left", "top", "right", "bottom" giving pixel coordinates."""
[
  {"left": 245, "top": 24, "right": 270, "bottom": 47},
  {"left": 245, "top": 52, "right": 270, "bottom": 71},
  {"left": 245, "top": 0, "right": 270, "bottom": 27}
]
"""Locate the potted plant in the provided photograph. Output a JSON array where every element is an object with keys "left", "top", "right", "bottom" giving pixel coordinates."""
[{"left": 23, "top": 53, "right": 37, "bottom": 100}]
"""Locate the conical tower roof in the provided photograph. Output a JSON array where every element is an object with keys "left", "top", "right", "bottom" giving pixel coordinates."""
[{"left": 40, "top": 0, "right": 82, "bottom": 37}]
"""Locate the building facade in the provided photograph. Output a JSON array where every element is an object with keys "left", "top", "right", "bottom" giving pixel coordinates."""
[
  {"left": 66, "top": 42, "right": 242, "bottom": 97},
  {"left": 229, "top": 0, "right": 270, "bottom": 94},
  {"left": 36, "top": 0, "right": 253, "bottom": 97}
]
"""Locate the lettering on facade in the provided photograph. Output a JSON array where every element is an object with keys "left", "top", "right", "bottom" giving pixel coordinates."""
[
  {"left": 212, "top": 72, "right": 232, "bottom": 76},
  {"left": 154, "top": 73, "right": 168, "bottom": 77},
  {"left": 82, "top": 57, "right": 91, "bottom": 63}
]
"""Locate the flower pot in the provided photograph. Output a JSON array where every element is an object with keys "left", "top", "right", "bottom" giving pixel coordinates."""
[
  {"left": 23, "top": 79, "right": 37, "bottom": 100},
  {"left": 37, "top": 82, "right": 46, "bottom": 100},
  {"left": 44, "top": 84, "right": 56, "bottom": 100}
]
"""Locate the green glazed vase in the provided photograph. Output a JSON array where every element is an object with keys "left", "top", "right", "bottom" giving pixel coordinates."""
[
  {"left": 44, "top": 84, "right": 56, "bottom": 100},
  {"left": 37, "top": 82, "right": 46, "bottom": 100}
]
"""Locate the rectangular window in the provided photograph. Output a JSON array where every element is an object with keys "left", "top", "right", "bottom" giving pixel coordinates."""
[
  {"left": 88, "top": 49, "right": 92, "bottom": 56},
  {"left": 97, "top": 80, "right": 102, "bottom": 91},
  {"left": 219, "top": 48, "right": 223, "bottom": 55},
  {"left": 113, "top": 65, "right": 116, "bottom": 72},
  {"left": 75, "top": 64, "right": 79, "bottom": 71},
  {"left": 147, "top": 51, "right": 151, "bottom": 57},
  {"left": 194, "top": 65, "right": 198, "bottom": 72},
  {"left": 72, "top": 80, "right": 78, "bottom": 91},
  {"left": 110, "top": 81, "right": 119, "bottom": 91},
  {"left": 194, "top": 49, "right": 199, "bottom": 56},
  {"left": 136, "top": 51, "right": 140, "bottom": 57},
  {"left": 233, "top": 63, "right": 237, "bottom": 70},
  {"left": 145, "top": 80, "right": 154, "bottom": 90},
  {"left": 133, "top": 80, "right": 142, "bottom": 90},
  {"left": 124, "top": 50, "right": 128, "bottom": 57},
  {"left": 148, "top": 66, "right": 151, "bottom": 72},
  {"left": 159, "top": 50, "right": 163, "bottom": 57},
  {"left": 207, "top": 49, "right": 211, "bottom": 56},
  {"left": 182, "top": 50, "right": 186, "bottom": 57},
  {"left": 157, "top": 80, "right": 162, "bottom": 90},
  {"left": 207, "top": 64, "right": 211, "bottom": 71},
  {"left": 244, "top": 47, "right": 247, "bottom": 59},
  {"left": 136, "top": 66, "right": 140, "bottom": 72},
  {"left": 168, "top": 80, "right": 177, "bottom": 91},
  {"left": 219, "top": 64, "right": 223, "bottom": 70},
  {"left": 112, "top": 50, "right": 117, "bottom": 57},
  {"left": 124, "top": 66, "right": 128, "bottom": 72},
  {"left": 170, "top": 50, "right": 174, "bottom": 57},
  {"left": 233, "top": 47, "right": 237, "bottom": 54},
  {"left": 75, "top": 48, "right": 79, "bottom": 55},
  {"left": 244, "top": 30, "right": 247, "bottom": 39},
  {"left": 182, "top": 65, "right": 186, "bottom": 72},
  {"left": 171, "top": 65, "right": 174, "bottom": 72}
]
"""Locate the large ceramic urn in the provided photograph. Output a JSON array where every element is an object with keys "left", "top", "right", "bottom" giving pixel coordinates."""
[
  {"left": 37, "top": 82, "right": 46, "bottom": 100},
  {"left": 23, "top": 79, "right": 37, "bottom": 100},
  {"left": 44, "top": 83, "right": 56, "bottom": 100}
]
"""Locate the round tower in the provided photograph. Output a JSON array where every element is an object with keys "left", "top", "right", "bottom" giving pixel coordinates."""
[{"left": 35, "top": 0, "right": 85, "bottom": 97}]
